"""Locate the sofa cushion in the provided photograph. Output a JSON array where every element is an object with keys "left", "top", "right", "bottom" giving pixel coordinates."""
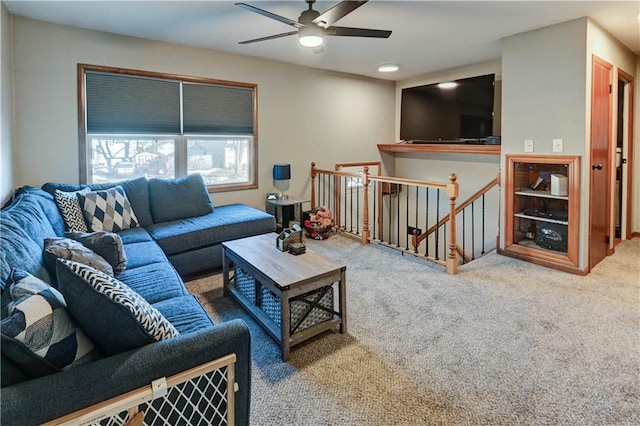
[
  {"left": 12, "top": 187, "right": 66, "bottom": 237},
  {"left": 78, "top": 186, "right": 140, "bottom": 233},
  {"left": 152, "top": 295, "right": 214, "bottom": 335},
  {"left": 65, "top": 231, "right": 127, "bottom": 274},
  {"left": 54, "top": 188, "right": 90, "bottom": 232},
  {"left": 0, "top": 270, "right": 98, "bottom": 378},
  {"left": 1, "top": 195, "right": 58, "bottom": 289},
  {"left": 56, "top": 260, "right": 179, "bottom": 356},
  {"left": 117, "top": 227, "right": 154, "bottom": 244},
  {"left": 116, "top": 262, "right": 187, "bottom": 304},
  {"left": 148, "top": 174, "right": 213, "bottom": 224},
  {"left": 1, "top": 353, "right": 29, "bottom": 387},
  {"left": 147, "top": 204, "right": 276, "bottom": 256},
  {"left": 121, "top": 241, "right": 168, "bottom": 270},
  {"left": 43, "top": 177, "right": 154, "bottom": 227},
  {"left": 44, "top": 238, "right": 113, "bottom": 276}
]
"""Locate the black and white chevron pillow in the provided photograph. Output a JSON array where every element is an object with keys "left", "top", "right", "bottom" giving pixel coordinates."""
[
  {"left": 0, "top": 269, "right": 98, "bottom": 374},
  {"left": 55, "top": 188, "right": 90, "bottom": 232},
  {"left": 78, "top": 186, "right": 139, "bottom": 233},
  {"left": 59, "top": 259, "right": 178, "bottom": 345}
]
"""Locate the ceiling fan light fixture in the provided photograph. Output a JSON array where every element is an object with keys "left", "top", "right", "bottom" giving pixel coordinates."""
[
  {"left": 298, "top": 25, "right": 324, "bottom": 48},
  {"left": 299, "top": 33, "right": 324, "bottom": 48},
  {"left": 378, "top": 64, "right": 399, "bottom": 73}
]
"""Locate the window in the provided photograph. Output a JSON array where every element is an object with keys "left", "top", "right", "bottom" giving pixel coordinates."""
[{"left": 78, "top": 64, "right": 258, "bottom": 192}]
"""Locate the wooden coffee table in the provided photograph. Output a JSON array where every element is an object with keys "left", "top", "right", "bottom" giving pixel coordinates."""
[{"left": 222, "top": 233, "right": 347, "bottom": 361}]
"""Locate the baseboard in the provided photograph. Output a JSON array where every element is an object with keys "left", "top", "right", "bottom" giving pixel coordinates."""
[{"left": 632, "top": 232, "right": 640, "bottom": 239}]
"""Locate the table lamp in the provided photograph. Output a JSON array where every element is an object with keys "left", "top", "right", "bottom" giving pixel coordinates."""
[{"left": 273, "top": 163, "right": 291, "bottom": 199}]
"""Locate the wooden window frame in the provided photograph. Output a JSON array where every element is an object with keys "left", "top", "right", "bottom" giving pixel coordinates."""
[{"left": 78, "top": 64, "right": 259, "bottom": 193}]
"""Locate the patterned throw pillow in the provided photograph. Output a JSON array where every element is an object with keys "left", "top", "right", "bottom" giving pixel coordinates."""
[
  {"left": 65, "top": 231, "right": 127, "bottom": 274},
  {"left": 56, "top": 259, "right": 179, "bottom": 356},
  {"left": 55, "top": 188, "right": 90, "bottom": 232},
  {"left": 44, "top": 237, "right": 114, "bottom": 276},
  {"left": 78, "top": 186, "right": 139, "bottom": 233},
  {"left": 0, "top": 269, "right": 98, "bottom": 377}
]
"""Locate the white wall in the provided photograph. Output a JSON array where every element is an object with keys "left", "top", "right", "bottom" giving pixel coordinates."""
[
  {"left": 0, "top": 3, "right": 12, "bottom": 204},
  {"left": 9, "top": 16, "right": 395, "bottom": 210}
]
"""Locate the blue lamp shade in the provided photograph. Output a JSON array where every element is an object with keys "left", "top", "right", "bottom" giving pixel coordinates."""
[{"left": 273, "top": 164, "right": 291, "bottom": 181}]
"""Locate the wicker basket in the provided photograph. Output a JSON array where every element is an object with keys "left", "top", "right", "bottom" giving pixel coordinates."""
[
  {"left": 262, "top": 286, "right": 334, "bottom": 333},
  {"left": 234, "top": 266, "right": 257, "bottom": 304}
]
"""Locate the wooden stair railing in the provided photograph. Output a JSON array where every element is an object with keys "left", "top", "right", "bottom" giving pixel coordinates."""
[
  {"left": 311, "top": 162, "right": 460, "bottom": 274},
  {"left": 412, "top": 173, "right": 500, "bottom": 259}
]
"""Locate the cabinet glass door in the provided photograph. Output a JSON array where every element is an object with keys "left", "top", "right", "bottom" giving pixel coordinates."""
[
  {"left": 504, "top": 155, "right": 580, "bottom": 271},
  {"left": 512, "top": 161, "right": 569, "bottom": 252}
]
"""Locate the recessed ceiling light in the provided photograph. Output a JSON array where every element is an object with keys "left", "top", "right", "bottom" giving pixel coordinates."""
[
  {"left": 438, "top": 82, "right": 458, "bottom": 89},
  {"left": 378, "top": 64, "right": 399, "bottom": 73}
]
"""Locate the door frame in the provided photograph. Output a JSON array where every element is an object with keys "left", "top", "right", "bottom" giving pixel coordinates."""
[
  {"left": 617, "top": 68, "right": 634, "bottom": 241},
  {"left": 589, "top": 55, "right": 613, "bottom": 271}
]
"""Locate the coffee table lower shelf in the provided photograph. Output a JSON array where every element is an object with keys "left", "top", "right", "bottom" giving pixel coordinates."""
[{"left": 228, "top": 285, "right": 342, "bottom": 350}]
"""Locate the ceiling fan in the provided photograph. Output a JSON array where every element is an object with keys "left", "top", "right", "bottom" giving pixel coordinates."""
[{"left": 235, "top": 0, "right": 391, "bottom": 49}]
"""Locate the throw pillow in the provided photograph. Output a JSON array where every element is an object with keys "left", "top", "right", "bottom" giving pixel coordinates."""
[
  {"left": 44, "top": 237, "right": 114, "bottom": 276},
  {"left": 78, "top": 186, "right": 140, "bottom": 233},
  {"left": 65, "top": 231, "right": 127, "bottom": 274},
  {"left": 54, "top": 188, "right": 90, "bottom": 232},
  {"left": 0, "top": 269, "right": 98, "bottom": 378},
  {"left": 148, "top": 174, "right": 214, "bottom": 223},
  {"left": 56, "top": 259, "right": 179, "bottom": 356}
]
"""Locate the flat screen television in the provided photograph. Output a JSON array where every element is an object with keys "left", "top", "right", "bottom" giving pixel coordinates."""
[{"left": 400, "top": 74, "right": 499, "bottom": 142}]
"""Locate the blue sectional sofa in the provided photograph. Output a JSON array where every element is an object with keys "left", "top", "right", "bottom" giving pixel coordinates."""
[{"left": 0, "top": 176, "right": 276, "bottom": 425}]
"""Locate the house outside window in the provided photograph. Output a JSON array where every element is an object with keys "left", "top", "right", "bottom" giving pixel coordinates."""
[{"left": 78, "top": 64, "right": 258, "bottom": 192}]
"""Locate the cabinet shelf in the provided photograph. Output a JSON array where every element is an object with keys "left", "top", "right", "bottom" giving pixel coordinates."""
[
  {"left": 514, "top": 189, "right": 568, "bottom": 200},
  {"left": 502, "top": 154, "right": 581, "bottom": 273},
  {"left": 514, "top": 212, "right": 568, "bottom": 225}
]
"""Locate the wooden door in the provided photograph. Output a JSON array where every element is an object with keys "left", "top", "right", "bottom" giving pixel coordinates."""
[{"left": 589, "top": 56, "right": 612, "bottom": 269}]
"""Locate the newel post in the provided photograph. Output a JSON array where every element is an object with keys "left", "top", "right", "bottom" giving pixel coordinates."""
[
  {"left": 310, "top": 162, "right": 317, "bottom": 210},
  {"left": 446, "top": 173, "right": 459, "bottom": 275},
  {"left": 362, "top": 166, "right": 370, "bottom": 244}
]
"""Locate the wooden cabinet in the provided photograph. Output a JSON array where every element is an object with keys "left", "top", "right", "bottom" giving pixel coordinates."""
[{"left": 503, "top": 155, "right": 581, "bottom": 272}]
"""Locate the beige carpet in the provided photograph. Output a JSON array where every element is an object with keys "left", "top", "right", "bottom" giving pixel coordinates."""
[{"left": 186, "top": 235, "right": 640, "bottom": 425}]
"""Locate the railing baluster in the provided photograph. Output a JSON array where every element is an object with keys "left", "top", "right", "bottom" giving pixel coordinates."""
[
  {"left": 482, "top": 193, "right": 486, "bottom": 255},
  {"left": 435, "top": 188, "right": 440, "bottom": 260},
  {"left": 373, "top": 181, "right": 377, "bottom": 240},
  {"left": 396, "top": 184, "right": 401, "bottom": 247},
  {"left": 388, "top": 186, "right": 392, "bottom": 244},
  {"left": 414, "top": 186, "right": 419, "bottom": 253},
  {"left": 471, "top": 201, "right": 475, "bottom": 260},
  {"left": 356, "top": 176, "right": 360, "bottom": 235},
  {"left": 405, "top": 185, "right": 410, "bottom": 250},
  {"left": 462, "top": 208, "right": 466, "bottom": 264},
  {"left": 424, "top": 187, "right": 429, "bottom": 257}
]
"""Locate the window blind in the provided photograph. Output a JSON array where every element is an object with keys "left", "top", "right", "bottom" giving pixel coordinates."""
[
  {"left": 85, "top": 72, "right": 181, "bottom": 134},
  {"left": 183, "top": 83, "right": 254, "bottom": 135}
]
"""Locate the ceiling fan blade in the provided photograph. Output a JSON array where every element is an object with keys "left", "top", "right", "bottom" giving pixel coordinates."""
[
  {"left": 235, "top": 3, "right": 303, "bottom": 28},
  {"left": 238, "top": 31, "right": 298, "bottom": 45},
  {"left": 313, "top": 1, "right": 368, "bottom": 29},
  {"left": 327, "top": 26, "right": 392, "bottom": 38}
]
